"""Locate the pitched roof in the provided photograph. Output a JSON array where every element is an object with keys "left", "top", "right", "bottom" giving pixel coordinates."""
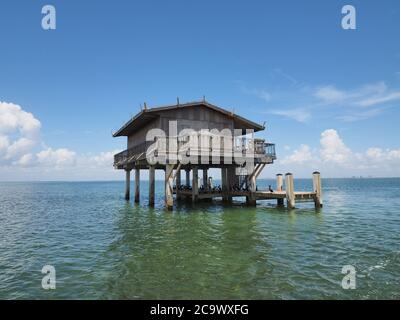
[{"left": 113, "top": 100, "right": 265, "bottom": 137}]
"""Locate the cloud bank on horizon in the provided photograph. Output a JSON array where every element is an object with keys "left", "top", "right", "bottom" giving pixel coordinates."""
[
  {"left": 0, "top": 101, "right": 120, "bottom": 180},
  {"left": 1, "top": 101, "right": 400, "bottom": 180},
  {"left": 274, "top": 128, "right": 400, "bottom": 178}
]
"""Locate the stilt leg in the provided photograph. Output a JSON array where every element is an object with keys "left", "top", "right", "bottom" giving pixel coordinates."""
[
  {"left": 125, "top": 169, "right": 131, "bottom": 200},
  {"left": 135, "top": 167, "right": 140, "bottom": 203},
  {"left": 192, "top": 167, "right": 198, "bottom": 202},
  {"left": 149, "top": 166, "right": 155, "bottom": 206},
  {"left": 165, "top": 164, "right": 174, "bottom": 210}
]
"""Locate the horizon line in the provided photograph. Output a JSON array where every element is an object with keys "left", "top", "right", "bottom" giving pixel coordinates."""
[{"left": 1, "top": 177, "right": 400, "bottom": 183}]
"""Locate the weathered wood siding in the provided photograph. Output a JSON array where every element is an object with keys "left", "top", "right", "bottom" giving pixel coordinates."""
[
  {"left": 127, "top": 117, "right": 160, "bottom": 149},
  {"left": 158, "top": 106, "right": 234, "bottom": 133},
  {"left": 127, "top": 106, "right": 241, "bottom": 149}
]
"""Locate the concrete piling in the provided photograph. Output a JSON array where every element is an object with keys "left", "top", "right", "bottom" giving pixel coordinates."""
[
  {"left": 276, "top": 173, "right": 284, "bottom": 206},
  {"left": 285, "top": 173, "right": 295, "bottom": 209},
  {"left": 312, "top": 171, "right": 323, "bottom": 208}
]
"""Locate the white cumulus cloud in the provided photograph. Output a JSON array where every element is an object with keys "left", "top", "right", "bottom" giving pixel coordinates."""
[
  {"left": 36, "top": 148, "right": 77, "bottom": 167},
  {"left": 0, "top": 101, "right": 121, "bottom": 177},
  {"left": 276, "top": 129, "right": 400, "bottom": 177},
  {"left": 281, "top": 144, "right": 313, "bottom": 164},
  {"left": 85, "top": 150, "right": 121, "bottom": 167},
  {"left": 320, "top": 129, "right": 352, "bottom": 164},
  {"left": 0, "top": 102, "right": 41, "bottom": 165}
]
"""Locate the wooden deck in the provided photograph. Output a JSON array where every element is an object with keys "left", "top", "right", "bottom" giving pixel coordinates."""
[{"left": 174, "top": 189, "right": 318, "bottom": 202}]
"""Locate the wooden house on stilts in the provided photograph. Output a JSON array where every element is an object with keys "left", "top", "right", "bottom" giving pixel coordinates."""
[{"left": 113, "top": 99, "right": 322, "bottom": 210}]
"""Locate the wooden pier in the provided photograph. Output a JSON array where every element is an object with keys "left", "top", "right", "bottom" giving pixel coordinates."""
[
  {"left": 172, "top": 172, "right": 323, "bottom": 209},
  {"left": 113, "top": 100, "right": 322, "bottom": 210}
]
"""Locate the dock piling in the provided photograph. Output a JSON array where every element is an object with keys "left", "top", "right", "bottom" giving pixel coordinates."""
[
  {"left": 285, "top": 173, "right": 295, "bottom": 209},
  {"left": 276, "top": 173, "right": 284, "bottom": 206},
  {"left": 312, "top": 171, "right": 323, "bottom": 208}
]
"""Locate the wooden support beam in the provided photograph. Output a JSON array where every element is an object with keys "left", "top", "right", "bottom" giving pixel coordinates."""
[
  {"left": 172, "top": 163, "right": 182, "bottom": 181},
  {"left": 247, "top": 164, "right": 261, "bottom": 182},
  {"left": 244, "top": 166, "right": 258, "bottom": 206},
  {"left": 255, "top": 164, "right": 266, "bottom": 178},
  {"left": 285, "top": 173, "right": 295, "bottom": 209},
  {"left": 276, "top": 173, "right": 284, "bottom": 206},
  {"left": 125, "top": 169, "right": 131, "bottom": 200},
  {"left": 165, "top": 164, "right": 174, "bottom": 210},
  {"left": 149, "top": 166, "right": 155, "bottom": 206},
  {"left": 313, "top": 171, "right": 323, "bottom": 208},
  {"left": 192, "top": 166, "right": 199, "bottom": 202},
  {"left": 135, "top": 167, "right": 140, "bottom": 203}
]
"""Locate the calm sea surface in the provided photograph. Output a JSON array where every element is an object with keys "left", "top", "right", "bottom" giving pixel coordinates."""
[{"left": 0, "top": 178, "right": 399, "bottom": 299}]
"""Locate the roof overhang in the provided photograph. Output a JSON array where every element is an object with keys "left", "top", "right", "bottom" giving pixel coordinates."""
[{"left": 113, "top": 101, "right": 265, "bottom": 137}]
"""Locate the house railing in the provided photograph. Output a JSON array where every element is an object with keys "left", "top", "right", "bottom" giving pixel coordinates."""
[{"left": 114, "top": 136, "right": 276, "bottom": 166}]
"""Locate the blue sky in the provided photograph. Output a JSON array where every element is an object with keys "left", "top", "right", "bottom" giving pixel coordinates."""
[{"left": 1, "top": 0, "right": 400, "bottom": 180}]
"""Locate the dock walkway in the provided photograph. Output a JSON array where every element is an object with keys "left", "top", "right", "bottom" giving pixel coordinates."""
[{"left": 173, "top": 172, "right": 323, "bottom": 209}]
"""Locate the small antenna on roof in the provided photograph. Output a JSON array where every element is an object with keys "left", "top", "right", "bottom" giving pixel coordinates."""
[
  {"left": 203, "top": 95, "right": 206, "bottom": 102},
  {"left": 144, "top": 102, "right": 147, "bottom": 110},
  {"left": 177, "top": 97, "right": 180, "bottom": 106},
  {"left": 263, "top": 121, "right": 266, "bottom": 128}
]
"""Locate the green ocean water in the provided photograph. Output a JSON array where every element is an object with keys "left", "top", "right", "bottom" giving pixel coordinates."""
[{"left": 0, "top": 178, "right": 399, "bottom": 299}]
